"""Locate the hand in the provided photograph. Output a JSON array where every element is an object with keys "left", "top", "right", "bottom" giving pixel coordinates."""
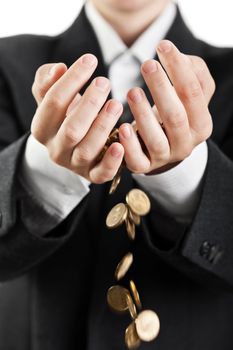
[
  {"left": 119, "top": 40, "right": 215, "bottom": 175},
  {"left": 31, "top": 54, "right": 124, "bottom": 184}
]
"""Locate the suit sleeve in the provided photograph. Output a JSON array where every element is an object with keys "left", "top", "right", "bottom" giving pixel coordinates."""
[
  {"left": 0, "top": 70, "right": 88, "bottom": 282},
  {"left": 141, "top": 138, "right": 233, "bottom": 290}
]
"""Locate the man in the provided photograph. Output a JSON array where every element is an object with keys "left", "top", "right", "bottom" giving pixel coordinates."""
[{"left": 0, "top": 0, "right": 233, "bottom": 349}]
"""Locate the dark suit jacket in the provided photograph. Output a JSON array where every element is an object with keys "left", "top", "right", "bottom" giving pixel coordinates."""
[{"left": 0, "top": 5, "right": 233, "bottom": 350}]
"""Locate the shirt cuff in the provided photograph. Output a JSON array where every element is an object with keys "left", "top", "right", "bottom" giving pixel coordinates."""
[
  {"left": 19, "top": 134, "right": 91, "bottom": 220},
  {"left": 132, "top": 141, "right": 208, "bottom": 223}
]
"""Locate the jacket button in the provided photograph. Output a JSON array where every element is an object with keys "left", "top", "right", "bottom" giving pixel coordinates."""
[
  {"left": 199, "top": 241, "right": 211, "bottom": 258},
  {"left": 199, "top": 241, "right": 223, "bottom": 264}
]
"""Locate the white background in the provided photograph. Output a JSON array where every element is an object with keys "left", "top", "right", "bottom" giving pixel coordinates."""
[{"left": 0, "top": 1, "right": 232, "bottom": 47}]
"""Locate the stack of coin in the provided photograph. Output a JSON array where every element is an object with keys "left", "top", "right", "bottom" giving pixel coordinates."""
[
  {"left": 106, "top": 188, "right": 160, "bottom": 348},
  {"left": 106, "top": 189, "right": 151, "bottom": 241}
]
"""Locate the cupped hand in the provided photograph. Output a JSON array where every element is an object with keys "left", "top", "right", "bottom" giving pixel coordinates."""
[
  {"left": 119, "top": 40, "right": 215, "bottom": 175},
  {"left": 31, "top": 54, "right": 124, "bottom": 184}
]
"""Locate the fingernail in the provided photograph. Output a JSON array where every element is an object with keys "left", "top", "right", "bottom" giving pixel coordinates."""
[
  {"left": 95, "top": 77, "right": 110, "bottom": 91},
  {"left": 111, "top": 146, "right": 122, "bottom": 158},
  {"left": 121, "top": 124, "right": 131, "bottom": 139},
  {"left": 158, "top": 40, "right": 172, "bottom": 53},
  {"left": 142, "top": 60, "right": 158, "bottom": 74},
  {"left": 129, "top": 89, "right": 143, "bottom": 104},
  {"left": 82, "top": 54, "right": 97, "bottom": 66},
  {"left": 106, "top": 101, "right": 122, "bottom": 116}
]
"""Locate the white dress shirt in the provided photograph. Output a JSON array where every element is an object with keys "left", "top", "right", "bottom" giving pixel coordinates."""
[{"left": 19, "top": 0, "right": 208, "bottom": 225}]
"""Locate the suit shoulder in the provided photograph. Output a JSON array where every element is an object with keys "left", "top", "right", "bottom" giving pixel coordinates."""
[
  {"left": 0, "top": 33, "right": 57, "bottom": 70},
  {"left": 203, "top": 43, "right": 233, "bottom": 81}
]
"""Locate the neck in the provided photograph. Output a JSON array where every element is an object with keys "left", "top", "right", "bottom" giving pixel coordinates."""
[{"left": 90, "top": 0, "right": 170, "bottom": 47}]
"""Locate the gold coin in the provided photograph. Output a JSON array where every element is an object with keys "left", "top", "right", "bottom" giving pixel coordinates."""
[
  {"left": 109, "top": 173, "right": 121, "bottom": 194},
  {"left": 106, "top": 203, "right": 128, "bottom": 229},
  {"left": 126, "top": 293, "right": 138, "bottom": 320},
  {"left": 125, "top": 321, "right": 141, "bottom": 349},
  {"left": 109, "top": 128, "right": 119, "bottom": 141},
  {"left": 126, "top": 189, "right": 151, "bottom": 216},
  {"left": 135, "top": 310, "right": 160, "bottom": 342},
  {"left": 107, "top": 285, "right": 130, "bottom": 313},
  {"left": 131, "top": 120, "right": 138, "bottom": 133},
  {"left": 129, "top": 280, "right": 142, "bottom": 311},
  {"left": 125, "top": 217, "right": 136, "bottom": 240},
  {"left": 115, "top": 252, "right": 133, "bottom": 281},
  {"left": 128, "top": 206, "right": 141, "bottom": 226},
  {"left": 109, "top": 164, "right": 123, "bottom": 194}
]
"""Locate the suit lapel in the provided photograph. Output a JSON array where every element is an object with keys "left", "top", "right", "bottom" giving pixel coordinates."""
[{"left": 51, "top": 6, "right": 108, "bottom": 96}]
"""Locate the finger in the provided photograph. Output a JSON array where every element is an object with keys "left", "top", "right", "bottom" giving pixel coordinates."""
[
  {"left": 157, "top": 41, "right": 212, "bottom": 138},
  {"left": 31, "top": 53, "right": 98, "bottom": 143},
  {"left": 89, "top": 143, "right": 124, "bottom": 184},
  {"left": 126, "top": 88, "right": 170, "bottom": 163},
  {"left": 188, "top": 55, "right": 216, "bottom": 103},
  {"left": 66, "top": 93, "right": 82, "bottom": 116},
  {"left": 53, "top": 76, "right": 111, "bottom": 163},
  {"left": 73, "top": 99, "right": 123, "bottom": 163},
  {"left": 141, "top": 60, "right": 191, "bottom": 157},
  {"left": 119, "top": 123, "right": 151, "bottom": 173},
  {"left": 32, "top": 63, "right": 67, "bottom": 105},
  {"left": 152, "top": 105, "right": 163, "bottom": 125}
]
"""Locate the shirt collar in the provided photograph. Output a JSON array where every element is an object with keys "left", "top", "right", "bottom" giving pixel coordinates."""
[{"left": 85, "top": 1, "right": 177, "bottom": 65}]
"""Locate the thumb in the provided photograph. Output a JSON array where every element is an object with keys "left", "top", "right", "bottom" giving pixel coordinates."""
[{"left": 32, "top": 62, "right": 67, "bottom": 105}]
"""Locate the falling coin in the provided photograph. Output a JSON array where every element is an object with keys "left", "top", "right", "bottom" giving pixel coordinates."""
[
  {"left": 107, "top": 285, "right": 130, "bottom": 313},
  {"left": 131, "top": 120, "right": 138, "bottom": 133},
  {"left": 128, "top": 206, "right": 141, "bottom": 226},
  {"left": 135, "top": 310, "right": 160, "bottom": 342},
  {"left": 106, "top": 203, "right": 128, "bottom": 229},
  {"left": 129, "top": 280, "right": 142, "bottom": 311},
  {"left": 115, "top": 252, "right": 133, "bottom": 281},
  {"left": 126, "top": 189, "right": 151, "bottom": 216},
  {"left": 109, "top": 164, "right": 123, "bottom": 194},
  {"left": 125, "top": 216, "right": 136, "bottom": 240},
  {"left": 125, "top": 321, "right": 141, "bottom": 349},
  {"left": 126, "top": 294, "right": 138, "bottom": 320}
]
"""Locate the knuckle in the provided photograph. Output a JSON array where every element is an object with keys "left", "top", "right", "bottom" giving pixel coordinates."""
[
  {"left": 179, "top": 82, "right": 202, "bottom": 102},
  {"left": 94, "top": 120, "right": 108, "bottom": 133},
  {"left": 152, "top": 145, "right": 170, "bottom": 162},
  {"left": 210, "top": 77, "right": 216, "bottom": 95},
  {"left": 200, "top": 119, "right": 213, "bottom": 140},
  {"left": 149, "top": 138, "right": 167, "bottom": 153},
  {"left": 32, "top": 82, "right": 47, "bottom": 101},
  {"left": 31, "top": 82, "right": 36, "bottom": 98},
  {"left": 45, "top": 93, "right": 64, "bottom": 111},
  {"left": 48, "top": 148, "right": 62, "bottom": 165},
  {"left": 164, "top": 109, "right": 186, "bottom": 129},
  {"left": 74, "top": 148, "right": 93, "bottom": 165},
  {"left": 85, "top": 94, "right": 100, "bottom": 108},
  {"left": 195, "top": 56, "right": 206, "bottom": 68},
  {"left": 62, "top": 124, "right": 79, "bottom": 144},
  {"left": 31, "top": 119, "right": 45, "bottom": 144}
]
